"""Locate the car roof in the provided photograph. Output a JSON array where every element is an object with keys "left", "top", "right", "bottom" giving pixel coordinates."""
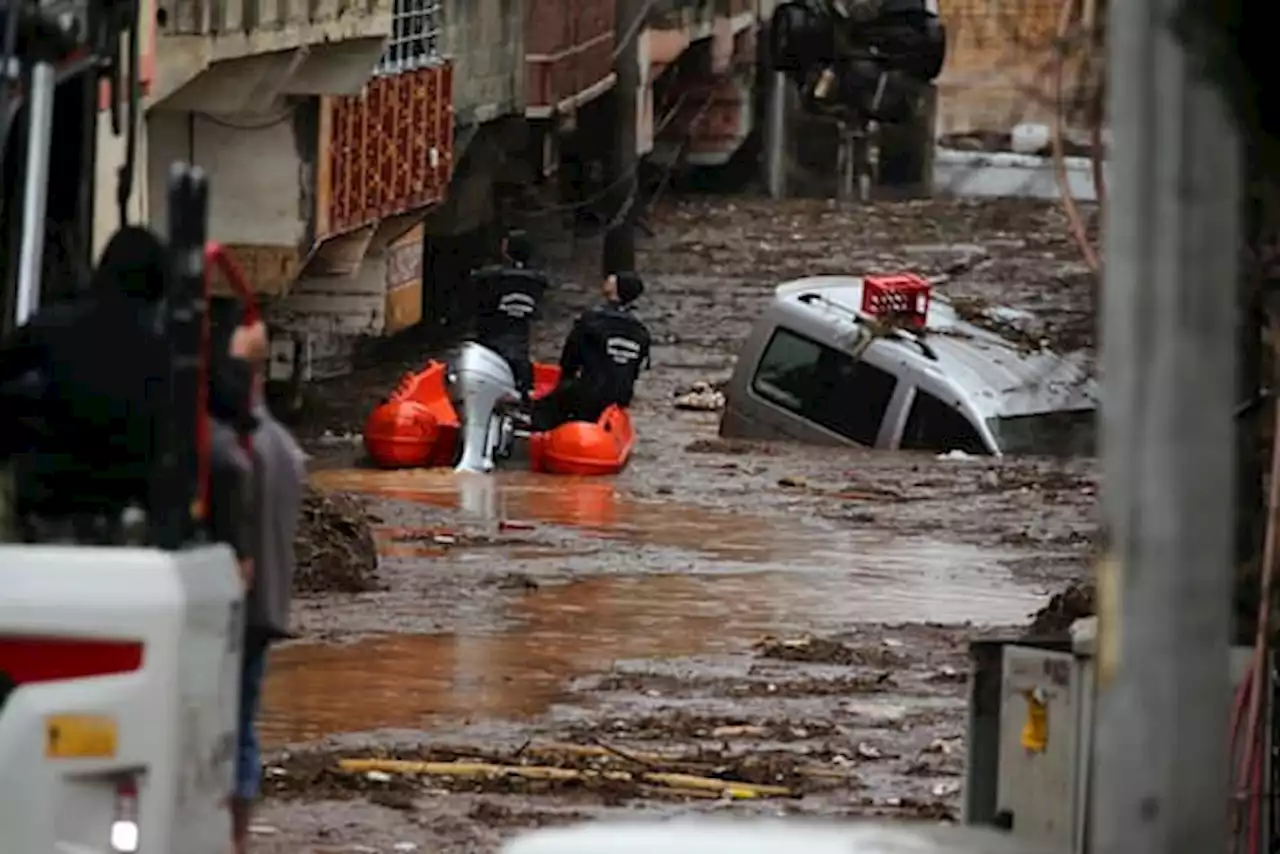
[{"left": 773, "top": 275, "right": 1097, "bottom": 420}]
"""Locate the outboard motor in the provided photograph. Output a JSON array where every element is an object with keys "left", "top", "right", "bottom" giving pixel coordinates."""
[{"left": 452, "top": 342, "right": 521, "bottom": 473}]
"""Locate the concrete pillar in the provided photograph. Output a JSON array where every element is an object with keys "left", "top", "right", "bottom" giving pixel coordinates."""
[{"left": 762, "top": 71, "right": 789, "bottom": 199}]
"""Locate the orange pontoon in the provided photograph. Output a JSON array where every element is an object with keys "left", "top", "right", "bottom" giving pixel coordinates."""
[
  {"left": 363, "top": 363, "right": 460, "bottom": 468},
  {"left": 526, "top": 364, "right": 636, "bottom": 476},
  {"left": 362, "top": 359, "right": 634, "bottom": 476}
]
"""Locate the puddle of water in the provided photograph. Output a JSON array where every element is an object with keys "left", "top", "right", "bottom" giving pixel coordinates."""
[
  {"left": 262, "top": 568, "right": 1040, "bottom": 746},
  {"left": 269, "top": 469, "right": 1044, "bottom": 745}
]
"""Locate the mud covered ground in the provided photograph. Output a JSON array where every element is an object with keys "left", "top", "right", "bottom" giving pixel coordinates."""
[{"left": 259, "top": 196, "right": 1099, "bottom": 853}]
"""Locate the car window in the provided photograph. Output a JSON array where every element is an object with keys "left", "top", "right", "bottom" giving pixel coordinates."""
[
  {"left": 751, "top": 329, "right": 897, "bottom": 446},
  {"left": 901, "top": 388, "right": 989, "bottom": 454}
]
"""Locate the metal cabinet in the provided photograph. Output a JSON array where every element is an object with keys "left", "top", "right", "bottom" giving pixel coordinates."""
[{"left": 966, "top": 633, "right": 1262, "bottom": 854}]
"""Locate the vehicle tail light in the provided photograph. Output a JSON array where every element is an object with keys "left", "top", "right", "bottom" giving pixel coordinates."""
[
  {"left": 110, "top": 775, "right": 140, "bottom": 853},
  {"left": 0, "top": 636, "right": 144, "bottom": 684}
]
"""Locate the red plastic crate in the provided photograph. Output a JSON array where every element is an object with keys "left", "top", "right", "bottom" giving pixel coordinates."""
[{"left": 861, "top": 273, "right": 932, "bottom": 329}]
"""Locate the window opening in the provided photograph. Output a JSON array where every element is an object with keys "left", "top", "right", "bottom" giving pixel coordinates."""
[
  {"left": 751, "top": 328, "right": 897, "bottom": 446},
  {"left": 375, "top": 0, "right": 443, "bottom": 76}
]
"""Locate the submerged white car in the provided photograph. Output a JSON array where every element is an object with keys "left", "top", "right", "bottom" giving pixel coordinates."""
[{"left": 719, "top": 275, "right": 1096, "bottom": 457}]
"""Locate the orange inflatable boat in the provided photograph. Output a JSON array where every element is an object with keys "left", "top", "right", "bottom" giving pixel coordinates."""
[
  {"left": 362, "top": 359, "right": 635, "bottom": 476},
  {"left": 362, "top": 362, "right": 460, "bottom": 469}
]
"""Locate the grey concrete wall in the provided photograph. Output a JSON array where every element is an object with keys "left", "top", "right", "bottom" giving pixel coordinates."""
[
  {"left": 442, "top": 0, "right": 524, "bottom": 125},
  {"left": 146, "top": 110, "right": 309, "bottom": 248}
]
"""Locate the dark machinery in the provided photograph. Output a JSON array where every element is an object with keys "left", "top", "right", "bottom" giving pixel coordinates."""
[{"left": 768, "top": 0, "right": 946, "bottom": 126}]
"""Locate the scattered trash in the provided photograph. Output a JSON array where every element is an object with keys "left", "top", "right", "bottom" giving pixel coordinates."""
[
  {"left": 393, "top": 843, "right": 420, "bottom": 853},
  {"left": 248, "top": 825, "right": 279, "bottom": 836},
  {"left": 937, "top": 450, "right": 977, "bottom": 461},
  {"left": 928, "top": 664, "right": 966, "bottom": 684},
  {"left": 856, "top": 742, "right": 885, "bottom": 760},
  {"left": 777, "top": 475, "right": 809, "bottom": 489},
  {"left": 315, "top": 429, "right": 363, "bottom": 447},
  {"left": 432, "top": 534, "right": 458, "bottom": 545},
  {"left": 674, "top": 381, "right": 726, "bottom": 411},
  {"left": 931, "top": 780, "right": 962, "bottom": 798}
]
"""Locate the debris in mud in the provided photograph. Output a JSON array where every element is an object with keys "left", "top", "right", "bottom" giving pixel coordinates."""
[
  {"left": 466, "top": 801, "right": 590, "bottom": 829},
  {"left": 673, "top": 381, "right": 726, "bottom": 412},
  {"left": 592, "top": 670, "right": 896, "bottom": 697},
  {"left": 683, "top": 437, "right": 778, "bottom": 455},
  {"left": 262, "top": 742, "right": 852, "bottom": 805},
  {"left": 977, "top": 464, "right": 1095, "bottom": 496},
  {"left": 775, "top": 474, "right": 904, "bottom": 503},
  {"left": 1026, "top": 581, "right": 1096, "bottom": 636},
  {"left": 294, "top": 488, "right": 380, "bottom": 594},
  {"left": 852, "top": 792, "right": 960, "bottom": 822},
  {"left": 926, "top": 665, "right": 967, "bottom": 684},
  {"left": 339, "top": 757, "right": 792, "bottom": 800},
  {"left": 581, "top": 712, "right": 840, "bottom": 744},
  {"left": 496, "top": 572, "right": 540, "bottom": 591},
  {"left": 754, "top": 634, "right": 904, "bottom": 668}
]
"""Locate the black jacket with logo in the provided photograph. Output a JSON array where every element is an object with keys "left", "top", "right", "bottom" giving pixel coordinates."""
[
  {"left": 559, "top": 303, "right": 651, "bottom": 407},
  {"left": 469, "top": 264, "right": 549, "bottom": 355}
]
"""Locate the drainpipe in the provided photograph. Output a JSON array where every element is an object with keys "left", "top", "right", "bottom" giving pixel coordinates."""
[{"left": 1089, "top": 0, "right": 1240, "bottom": 851}]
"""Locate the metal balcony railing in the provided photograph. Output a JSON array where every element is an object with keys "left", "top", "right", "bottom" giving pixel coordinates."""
[{"left": 374, "top": 0, "right": 444, "bottom": 76}]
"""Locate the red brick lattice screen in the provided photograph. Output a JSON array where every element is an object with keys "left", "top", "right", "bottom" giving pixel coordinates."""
[{"left": 322, "top": 62, "right": 454, "bottom": 237}]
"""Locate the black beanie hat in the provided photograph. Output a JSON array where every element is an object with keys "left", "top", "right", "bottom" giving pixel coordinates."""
[
  {"left": 92, "top": 225, "right": 168, "bottom": 301},
  {"left": 614, "top": 271, "right": 644, "bottom": 306}
]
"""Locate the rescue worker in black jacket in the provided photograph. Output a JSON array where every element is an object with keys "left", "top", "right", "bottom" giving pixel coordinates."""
[
  {"left": 469, "top": 229, "right": 548, "bottom": 395},
  {"left": 534, "top": 271, "right": 651, "bottom": 430},
  {"left": 0, "top": 227, "right": 172, "bottom": 525}
]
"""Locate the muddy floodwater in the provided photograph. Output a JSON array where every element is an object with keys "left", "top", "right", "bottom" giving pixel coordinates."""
[{"left": 257, "top": 196, "right": 1098, "bottom": 853}]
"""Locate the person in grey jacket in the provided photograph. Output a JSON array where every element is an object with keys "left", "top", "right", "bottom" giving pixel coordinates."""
[{"left": 211, "top": 311, "right": 307, "bottom": 854}]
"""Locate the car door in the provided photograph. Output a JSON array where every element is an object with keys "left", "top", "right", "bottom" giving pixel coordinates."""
[{"left": 896, "top": 385, "right": 994, "bottom": 455}]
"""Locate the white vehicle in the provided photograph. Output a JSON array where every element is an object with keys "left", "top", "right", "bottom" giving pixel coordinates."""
[
  {"left": 502, "top": 818, "right": 1066, "bottom": 854},
  {"left": 0, "top": 545, "right": 243, "bottom": 853},
  {"left": 720, "top": 275, "right": 1097, "bottom": 456}
]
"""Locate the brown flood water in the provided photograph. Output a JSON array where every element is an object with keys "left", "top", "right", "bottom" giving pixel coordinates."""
[{"left": 261, "top": 468, "right": 1045, "bottom": 746}]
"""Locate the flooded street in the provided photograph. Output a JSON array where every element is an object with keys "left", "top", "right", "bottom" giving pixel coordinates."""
[{"left": 258, "top": 196, "right": 1097, "bottom": 853}]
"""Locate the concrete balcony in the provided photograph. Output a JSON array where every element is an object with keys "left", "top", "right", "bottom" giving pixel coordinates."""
[{"left": 152, "top": 0, "right": 393, "bottom": 111}]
